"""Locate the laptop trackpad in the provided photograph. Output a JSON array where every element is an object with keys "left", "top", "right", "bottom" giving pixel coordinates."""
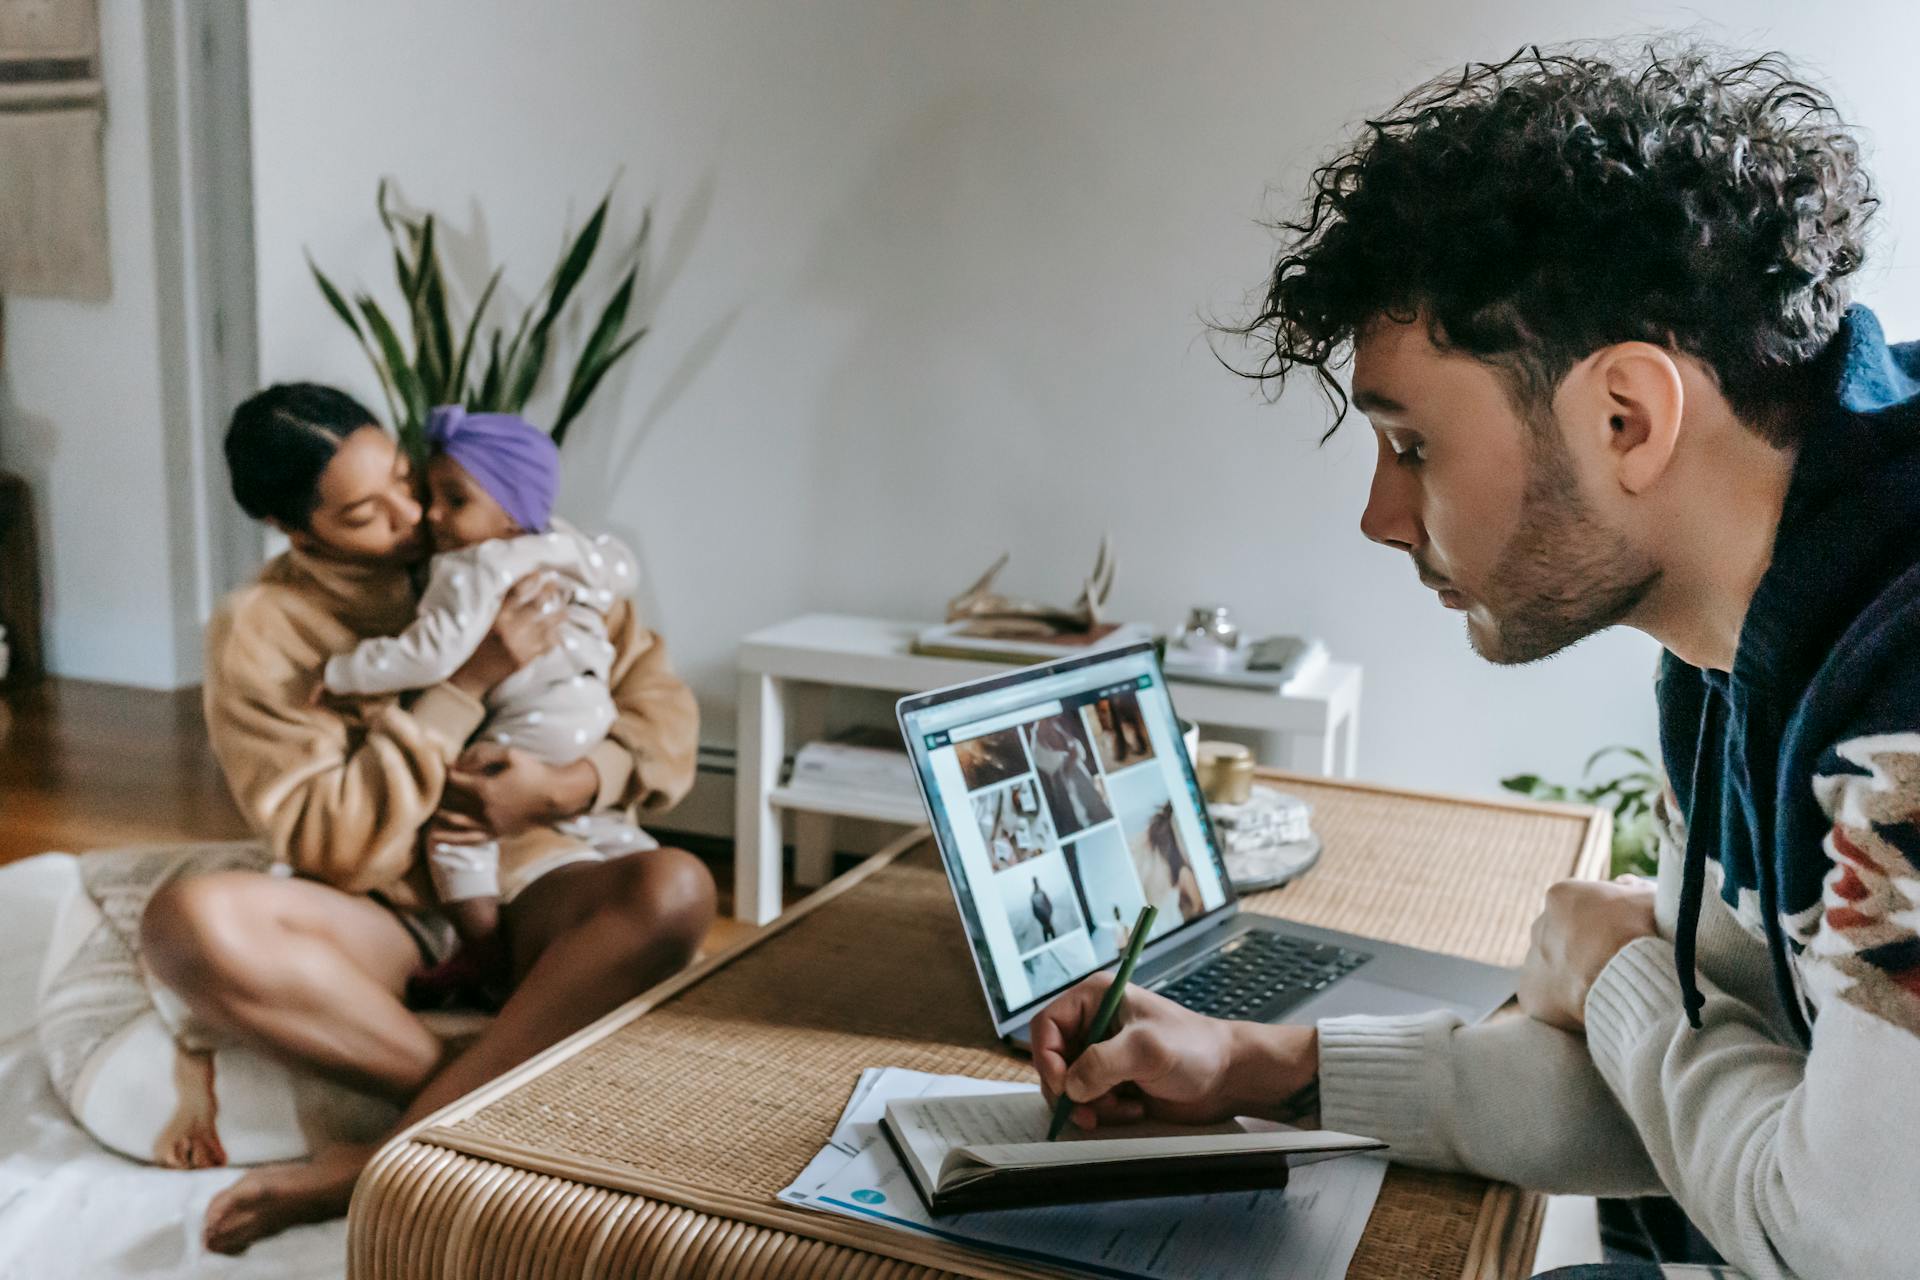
[{"left": 1287, "top": 976, "right": 1475, "bottom": 1023}]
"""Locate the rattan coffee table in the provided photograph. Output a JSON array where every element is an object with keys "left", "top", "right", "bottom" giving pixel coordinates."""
[{"left": 349, "top": 772, "right": 1608, "bottom": 1279}]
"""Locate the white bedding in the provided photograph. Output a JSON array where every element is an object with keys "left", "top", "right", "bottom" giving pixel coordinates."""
[{"left": 0, "top": 854, "right": 345, "bottom": 1280}]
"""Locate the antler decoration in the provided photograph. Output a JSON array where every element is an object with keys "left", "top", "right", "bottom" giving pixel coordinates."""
[{"left": 946, "top": 535, "right": 1115, "bottom": 637}]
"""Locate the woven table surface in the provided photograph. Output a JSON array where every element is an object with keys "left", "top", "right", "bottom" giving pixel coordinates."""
[{"left": 349, "top": 773, "right": 1608, "bottom": 1279}]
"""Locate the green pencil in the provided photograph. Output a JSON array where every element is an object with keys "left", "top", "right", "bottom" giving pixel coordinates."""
[{"left": 1047, "top": 903, "right": 1158, "bottom": 1141}]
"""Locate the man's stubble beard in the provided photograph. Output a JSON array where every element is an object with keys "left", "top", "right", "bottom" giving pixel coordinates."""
[{"left": 1465, "top": 413, "right": 1662, "bottom": 666}]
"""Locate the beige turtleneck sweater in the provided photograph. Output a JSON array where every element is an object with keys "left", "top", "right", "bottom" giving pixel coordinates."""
[{"left": 202, "top": 544, "right": 698, "bottom": 910}]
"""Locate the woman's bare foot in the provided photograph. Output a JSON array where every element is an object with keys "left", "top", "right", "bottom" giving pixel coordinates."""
[
  {"left": 154, "top": 1047, "right": 227, "bottom": 1170},
  {"left": 203, "top": 1141, "right": 376, "bottom": 1255}
]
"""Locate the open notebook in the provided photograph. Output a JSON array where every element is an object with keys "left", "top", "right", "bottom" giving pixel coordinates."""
[{"left": 882, "top": 1089, "right": 1385, "bottom": 1215}]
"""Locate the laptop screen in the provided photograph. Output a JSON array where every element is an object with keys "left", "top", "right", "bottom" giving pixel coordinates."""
[{"left": 899, "top": 644, "right": 1235, "bottom": 1027}]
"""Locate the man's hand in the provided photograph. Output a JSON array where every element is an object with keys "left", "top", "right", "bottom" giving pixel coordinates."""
[
  {"left": 1030, "top": 972, "right": 1318, "bottom": 1132},
  {"left": 432, "top": 743, "right": 599, "bottom": 842},
  {"left": 1517, "top": 877, "right": 1659, "bottom": 1031},
  {"left": 449, "top": 574, "right": 567, "bottom": 699}
]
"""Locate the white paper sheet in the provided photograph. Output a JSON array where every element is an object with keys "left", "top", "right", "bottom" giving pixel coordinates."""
[{"left": 780, "top": 1068, "right": 1387, "bottom": 1280}]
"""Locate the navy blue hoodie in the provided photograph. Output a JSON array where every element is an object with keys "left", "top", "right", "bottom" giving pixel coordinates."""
[{"left": 1658, "top": 306, "right": 1920, "bottom": 1040}]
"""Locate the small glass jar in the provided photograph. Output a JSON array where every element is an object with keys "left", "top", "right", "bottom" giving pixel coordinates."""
[{"left": 1179, "top": 605, "right": 1241, "bottom": 667}]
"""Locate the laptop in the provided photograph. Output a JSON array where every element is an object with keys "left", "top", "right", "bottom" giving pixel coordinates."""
[{"left": 896, "top": 642, "right": 1516, "bottom": 1048}]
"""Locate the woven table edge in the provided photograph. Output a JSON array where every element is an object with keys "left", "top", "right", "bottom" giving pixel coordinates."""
[{"left": 356, "top": 1132, "right": 1074, "bottom": 1280}]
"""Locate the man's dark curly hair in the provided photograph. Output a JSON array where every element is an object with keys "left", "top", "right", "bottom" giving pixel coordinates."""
[{"left": 1231, "top": 43, "right": 1876, "bottom": 445}]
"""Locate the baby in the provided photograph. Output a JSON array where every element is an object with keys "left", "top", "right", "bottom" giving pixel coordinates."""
[{"left": 324, "top": 405, "right": 638, "bottom": 949}]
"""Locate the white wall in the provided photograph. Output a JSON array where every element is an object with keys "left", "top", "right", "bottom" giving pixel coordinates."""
[
  {"left": 246, "top": 0, "right": 1920, "bottom": 797},
  {"left": 0, "top": 0, "right": 186, "bottom": 687},
  {"left": 0, "top": 0, "right": 254, "bottom": 690}
]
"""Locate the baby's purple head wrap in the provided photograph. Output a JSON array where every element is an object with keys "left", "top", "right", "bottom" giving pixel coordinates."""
[{"left": 425, "top": 405, "right": 560, "bottom": 533}]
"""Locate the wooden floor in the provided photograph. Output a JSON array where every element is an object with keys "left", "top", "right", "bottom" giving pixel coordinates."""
[
  {"left": 0, "top": 677, "right": 760, "bottom": 950},
  {"left": 0, "top": 678, "right": 249, "bottom": 866}
]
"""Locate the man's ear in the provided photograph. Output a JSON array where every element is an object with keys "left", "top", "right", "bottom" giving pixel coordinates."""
[{"left": 1591, "top": 343, "right": 1685, "bottom": 495}]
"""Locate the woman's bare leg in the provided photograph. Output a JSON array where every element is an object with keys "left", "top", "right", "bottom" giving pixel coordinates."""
[
  {"left": 141, "top": 871, "right": 446, "bottom": 1255},
  {"left": 190, "top": 849, "right": 714, "bottom": 1255},
  {"left": 141, "top": 872, "right": 441, "bottom": 1101},
  {"left": 394, "top": 847, "right": 714, "bottom": 1125},
  {"left": 152, "top": 1045, "right": 226, "bottom": 1170}
]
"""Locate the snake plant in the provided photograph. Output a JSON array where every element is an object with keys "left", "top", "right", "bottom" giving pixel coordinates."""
[{"left": 309, "top": 180, "right": 649, "bottom": 459}]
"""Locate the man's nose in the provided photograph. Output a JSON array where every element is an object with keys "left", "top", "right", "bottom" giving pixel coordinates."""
[{"left": 1360, "top": 464, "right": 1419, "bottom": 553}]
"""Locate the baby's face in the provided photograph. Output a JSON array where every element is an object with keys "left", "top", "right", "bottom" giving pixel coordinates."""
[{"left": 425, "top": 453, "right": 522, "bottom": 552}]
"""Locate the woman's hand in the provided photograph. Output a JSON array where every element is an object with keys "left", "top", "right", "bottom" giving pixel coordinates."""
[
  {"left": 433, "top": 742, "right": 600, "bottom": 842},
  {"left": 449, "top": 574, "right": 567, "bottom": 699},
  {"left": 1031, "top": 972, "right": 1319, "bottom": 1132}
]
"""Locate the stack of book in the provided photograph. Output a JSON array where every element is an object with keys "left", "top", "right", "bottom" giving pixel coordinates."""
[{"left": 784, "top": 739, "right": 923, "bottom": 820}]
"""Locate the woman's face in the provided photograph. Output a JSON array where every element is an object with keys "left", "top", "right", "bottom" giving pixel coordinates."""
[{"left": 294, "top": 426, "right": 427, "bottom": 565}]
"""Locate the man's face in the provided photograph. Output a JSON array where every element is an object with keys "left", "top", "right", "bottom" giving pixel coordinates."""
[{"left": 1350, "top": 317, "right": 1658, "bottom": 664}]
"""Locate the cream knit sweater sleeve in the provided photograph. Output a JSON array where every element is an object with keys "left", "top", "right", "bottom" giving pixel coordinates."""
[
  {"left": 1316, "top": 1005, "right": 1662, "bottom": 1197},
  {"left": 1582, "top": 731, "right": 1920, "bottom": 1280}
]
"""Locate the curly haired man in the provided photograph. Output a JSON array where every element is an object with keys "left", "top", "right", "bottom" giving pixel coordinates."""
[{"left": 1031, "top": 44, "right": 1915, "bottom": 1280}]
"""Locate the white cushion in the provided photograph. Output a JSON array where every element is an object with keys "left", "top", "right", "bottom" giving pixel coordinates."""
[
  {"left": 0, "top": 853, "right": 82, "bottom": 1041},
  {"left": 33, "top": 843, "right": 399, "bottom": 1168}
]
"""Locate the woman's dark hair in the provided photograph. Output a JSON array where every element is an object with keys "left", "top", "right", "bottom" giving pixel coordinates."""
[
  {"left": 224, "top": 383, "right": 378, "bottom": 528},
  {"left": 1227, "top": 43, "right": 1876, "bottom": 445}
]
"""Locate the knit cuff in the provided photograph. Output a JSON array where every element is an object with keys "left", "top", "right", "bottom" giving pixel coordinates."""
[
  {"left": 1585, "top": 935, "right": 1687, "bottom": 1086},
  {"left": 1316, "top": 1012, "right": 1459, "bottom": 1166},
  {"left": 410, "top": 682, "right": 488, "bottom": 763},
  {"left": 586, "top": 738, "right": 635, "bottom": 812}
]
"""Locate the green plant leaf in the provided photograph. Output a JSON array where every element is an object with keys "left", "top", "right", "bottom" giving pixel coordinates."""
[
  {"left": 495, "top": 303, "right": 535, "bottom": 407},
  {"left": 498, "top": 194, "right": 614, "bottom": 415},
  {"left": 309, "top": 257, "right": 363, "bottom": 339},
  {"left": 391, "top": 245, "right": 415, "bottom": 309},
  {"left": 450, "top": 268, "right": 503, "bottom": 402},
  {"left": 553, "top": 327, "right": 645, "bottom": 446},
  {"left": 537, "top": 191, "right": 610, "bottom": 334},
  {"left": 551, "top": 267, "right": 639, "bottom": 444},
  {"left": 359, "top": 294, "right": 428, "bottom": 453},
  {"left": 477, "top": 329, "right": 506, "bottom": 408},
  {"left": 423, "top": 271, "right": 454, "bottom": 395},
  {"left": 376, "top": 177, "right": 424, "bottom": 244},
  {"left": 1584, "top": 744, "right": 1654, "bottom": 776},
  {"left": 404, "top": 215, "right": 458, "bottom": 402},
  {"left": 310, "top": 256, "right": 401, "bottom": 428},
  {"left": 504, "top": 326, "right": 549, "bottom": 412}
]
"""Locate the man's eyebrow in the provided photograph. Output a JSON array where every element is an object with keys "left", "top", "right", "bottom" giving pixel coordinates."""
[{"left": 1351, "top": 388, "right": 1404, "bottom": 415}]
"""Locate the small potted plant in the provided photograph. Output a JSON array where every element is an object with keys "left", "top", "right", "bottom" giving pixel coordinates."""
[{"left": 1502, "top": 746, "right": 1663, "bottom": 878}]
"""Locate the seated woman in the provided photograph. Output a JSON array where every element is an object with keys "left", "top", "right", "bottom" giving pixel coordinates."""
[{"left": 138, "top": 383, "right": 715, "bottom": 1254}]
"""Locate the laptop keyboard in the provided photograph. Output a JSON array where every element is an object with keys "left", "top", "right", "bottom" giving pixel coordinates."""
[{"left": 1154, "top": 931, "right": 1371, "bottom": 1021}]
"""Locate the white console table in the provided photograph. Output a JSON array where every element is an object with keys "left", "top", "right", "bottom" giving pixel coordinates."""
[{"left": 731, "top": 614, "right": 1362, "bottom": 923}]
